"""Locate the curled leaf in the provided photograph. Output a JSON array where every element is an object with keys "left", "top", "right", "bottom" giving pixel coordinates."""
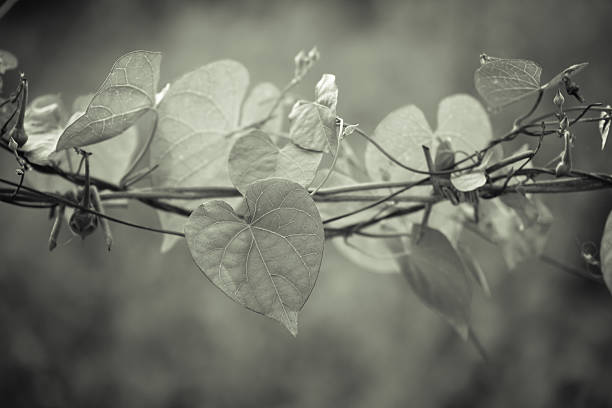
[
  {"left": 315, "top": 74, "right": 338, "bottom": 112},
  {"left": 185, "top": 178, "right": 324, "bottom": 336},
  {"left": 56, "top": 50, "right": 161, "bottom": 150}
]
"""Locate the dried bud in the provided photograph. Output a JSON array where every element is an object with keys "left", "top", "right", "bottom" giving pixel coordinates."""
[
  {"left": 69, "top": 210, "right": 98, "bottom": 239},
  {"left": 553, "top": 89, "right": 565, "bottom": 108}
]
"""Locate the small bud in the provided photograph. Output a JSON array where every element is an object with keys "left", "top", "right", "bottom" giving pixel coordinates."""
[
  {"left": 15, "top": 168, "right": 24, "bottom": 176},
  {"left": 9, "top": 126, "right": 28, "bottom": 147},
  {"left": 555, "top": 160, "right": 571, "bottom": 177},
  {"left": 553, "top": 89, "right": 565, "bottom": 108},
  {"left": 69, "top": 209, "right": 98, "bottom": 239}
]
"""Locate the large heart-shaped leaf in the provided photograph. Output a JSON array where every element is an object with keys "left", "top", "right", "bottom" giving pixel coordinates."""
[
  {"left": 228, "top": 130, "right": 322, "bottom": 194},
  {"left": 185, "top": 178, "right": 324, "bottom": 336},
  {"left": 388, "top": 226, "right": 472, "bottom": 339},
  {"left": 56, "top": 50, "right": 161, "bottom": 150},
  {"left": 474, "top": 57, "right": 542, "bottom": 109}
]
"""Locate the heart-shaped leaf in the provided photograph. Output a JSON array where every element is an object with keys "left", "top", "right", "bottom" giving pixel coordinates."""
[
  {"left": 150, "top": 60, "right": 285, "bottom": 252},
  {"left": 228, "top": 130, "right": 322, "bottom": 194},
  {"left": 56, "top": 50, "right": 161, "bottom": 150},
  {"left": 241, "top": 82, "right": 283, "bottom": 133},
  {"left": 185, "top": 178, "right": 325, "bottom": 336},
  {"left": 475, "top": 57, "right": 542, "bottom": 109},
  {"left": 365, "top": 94, "right": 492, "bottom": 184},
  {"left": 387, "top": 225, "right": 472, "bottom": 339}
]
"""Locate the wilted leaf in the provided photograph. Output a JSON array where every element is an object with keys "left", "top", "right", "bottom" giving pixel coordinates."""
[
  {"left": 56, "top": 50, "right": 161, "bottom": 150},
  {"left": 599, "top": 107, "right": 610, "bottom": 151},
  {"left": 185, "top": 178, "right": 324, "bottom": 336},
  {"left": 600, "top": 210, "right": 612, "bottom": 294},
  {"left": 228, "top": 130, "right": 322, "bottom": 194},
  {"left": 0, "top": 50, "right": 17, "bottom": 74},
  {"left": 475, "top": 57, "right": 542, "bottom": 109},
  {"left": 315, "top": 74, "right": 338, "bottom": 112},
  {"left": 388, "top": 225, "right": 472, "bottom": 339},
  {"left": 289, "top": 101, "right": 337, "bottom": 153},
  {"left": 451, "top": 169, "right": 487, "bottom": 192}
]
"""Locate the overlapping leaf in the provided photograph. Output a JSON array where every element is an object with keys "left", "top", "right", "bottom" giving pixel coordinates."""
[
  {"left": 228, "top": 130, "right": 322, "bottom": 194},
  {"left": 56, "top": 50, "right": 161, "bottom": 150},
  {"left": 387, "top": 225, "right": 472, "bottom": 339},
  {"left": 150, "top": 60, "right": 284, "bottom": 251},
  {"left": 185, "top": 178, "right": 324, "bottom": 336}
]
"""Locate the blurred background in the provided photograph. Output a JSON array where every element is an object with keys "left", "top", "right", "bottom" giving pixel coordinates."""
[{"left": 2, "top": 0, "right": 612, "bottom": 406}]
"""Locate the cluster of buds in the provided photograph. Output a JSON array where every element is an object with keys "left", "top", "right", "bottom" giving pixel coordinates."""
[{"left": 294, "top": 47, "right": 320, "bottom": 79}]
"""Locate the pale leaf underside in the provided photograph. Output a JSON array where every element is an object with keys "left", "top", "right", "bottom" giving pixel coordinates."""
[
  {"left": 475, "top": 58, "right": 542, "bottom": 109},
  {"left": 56, "top": 50, "right": 161, "bottom": 150}
]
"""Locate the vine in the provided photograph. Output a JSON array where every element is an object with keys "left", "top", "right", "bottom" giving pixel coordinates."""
[{"left": 2, "top": 46, "right": 612, "bottom": 349}]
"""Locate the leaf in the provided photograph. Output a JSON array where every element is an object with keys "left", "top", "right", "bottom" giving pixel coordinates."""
[
  {"left": 457, "top": 244, "right": 491, "bottom": 297},
  {"left": 150, "top": 59, "right": 249, "bottom": 252},
  {"left": 22, "top": 95, "right": 68, "bottom": 165},
  {"left": 184, "top": 178, "right": 324, "bottom": 336},
  {"left": 56, "top": 50, "right": 161, "bottom": 150},
  {"left": 228, "top": 130, "right": 322, "bottom": 194},
  {"left": 599, "top": 106, "right": 610, "bottom": 151},
  {"left": 0, "top": 50, "right": 17, "bottom": 74},
  {"left": 450, "top": 169, "right": 487, "bottom": 192},
  {"left": 365, "top": 105, "right": 433, "bottom": 183},
  {"left": 365, "top": 94, "right": 492, "bottom": 184},
  {"left": 475, "top": 57, "right": 542, "bottom": 109},
  {"left": 241, "top": 82, "right": 283, "bottom": 133},
  {"left": 542, "top": 62, "right": 589, "bottom": 90},
  {"left": 388, "top": 225, "right": 472, "bottom": 339},
  {"left": 600, "top": 210, "right": 612, "bottom": 294},
  {"left": 288, "top": 101, "right": 337, "bottom": 153},
  {"left": 315, "top": 74, "right": 338, "bottom": 112}
]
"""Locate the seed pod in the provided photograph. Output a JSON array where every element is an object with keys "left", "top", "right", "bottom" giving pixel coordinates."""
[{"left": 69, "top": 209, "right": 98, "bottom": 239}]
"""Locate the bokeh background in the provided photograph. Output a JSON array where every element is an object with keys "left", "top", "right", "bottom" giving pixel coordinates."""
[{"left": 2, "top": 0, "right": 612, "bottom": 406}]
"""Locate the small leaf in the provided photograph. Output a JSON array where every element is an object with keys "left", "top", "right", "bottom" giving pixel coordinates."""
[
  {"left": 0, "top": 50, "right": 17, "bottom": 74},
  {"left": 185, "top": 178, "right": 325, "bottom": 336},
  {"left": 600, "top": 210, "right": 612, "bottom": 294},
  {"left": 228, "top": 130, "right": 322, "bottom": 194},
  {"left": 599, "top": 106, "right": 610, "bottom": 151},
  {"left": 388, "top": 226, "right": 472, "bottom": 339},
  {"left": 56, "top": 50, "right": 161, "bottom": 150},
  {"left": 288, "top": 102, "right": 337, "bottom": 153},
  {"left": 315, "top": 74, "right": 338, "bottom": 112},
  {"left": 475, "top": 57, "right": 542, "bottom": 109},
  {"left": 451, "top": 169, "right": 487, "bottom": 192}
]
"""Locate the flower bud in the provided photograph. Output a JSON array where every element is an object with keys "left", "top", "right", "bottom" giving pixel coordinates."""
[
  {"left": 69, "top": 210, "right": 98, "bottom": 239},
  {"left": 553, "top": 89, "right": 565, "bottom": 108}
]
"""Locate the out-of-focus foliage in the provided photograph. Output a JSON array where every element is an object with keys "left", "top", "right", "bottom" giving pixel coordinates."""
[{"left": 2, "top": 0, "right": 612, "bottom": 407}]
